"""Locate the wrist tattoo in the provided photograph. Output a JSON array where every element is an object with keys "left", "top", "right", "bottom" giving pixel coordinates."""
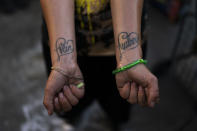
[
  {"left": 55, "top": 37, "right": 74, "bottom": 61},
  {"left": 118, "top": 32, "right": 139, "bottom": 60}
]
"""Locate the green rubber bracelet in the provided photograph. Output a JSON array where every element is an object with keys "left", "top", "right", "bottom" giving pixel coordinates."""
[
  {"left": 112, "top": 59, "right": 147, "bottom": 75},
  {"left": 77, "top": 82, "right": 84, "bottom": 89}
]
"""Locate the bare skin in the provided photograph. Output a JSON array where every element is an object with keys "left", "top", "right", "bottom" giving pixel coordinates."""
[
  {"left": 40, "top": 0, "right": 84, "bottom": 115},
  {"left": 111, "top": 0, "right": 159, "bottom": 107},
  {"left": 40, "top": 0, "right": 160, "bottom": 115}
]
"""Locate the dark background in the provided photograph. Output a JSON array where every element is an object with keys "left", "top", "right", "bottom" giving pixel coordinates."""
[{"left": 0, "top": 0, "right": 197, "bottom": 131}]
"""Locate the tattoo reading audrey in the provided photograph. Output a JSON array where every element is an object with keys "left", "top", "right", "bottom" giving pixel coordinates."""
[
  {"left": 56, "top": 37, "right": 74, "bottom": 61},
  {"left": 118, "top": 32, "right": 139, "bottom": 59}
]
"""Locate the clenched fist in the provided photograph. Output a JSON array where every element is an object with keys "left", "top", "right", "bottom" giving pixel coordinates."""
[
  {"left": 116, "top": 64, "right": 159, "bottom": 107},
  {"left": 43, "top": 64, "right": 84, "bottom": 115}
]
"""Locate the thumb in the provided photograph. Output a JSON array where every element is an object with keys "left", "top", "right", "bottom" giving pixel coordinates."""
[{"left": 43, "top": 87, "right": 55, "bottom": 115}]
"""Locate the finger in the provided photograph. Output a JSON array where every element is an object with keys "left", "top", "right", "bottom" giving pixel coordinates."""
[
  {"left": 70, "top": 84, "right": 85, "bottom": 99},
  {"left": 58, "top": 92, "right": 72, "bottom": 112},
  {"left": 63, "top": 86, "right": 79, "bottom": 106},
  {"left": 43, "top": 87, "right": 55, "bottom": 115},
  {"left": 127, "top": 82, "right": 138, "bottom": 104},
  {"left": 54, "top": 96, "right": 61, "bottom": 112},
  {"left": 146, "top": 77, "right": 159, "bottom": 107},
  {"left": 118, "top": 82, "right": 131, "bottom": 99},
  {"left": 137, "top": 86, "right": 146, "bottom": 106}
]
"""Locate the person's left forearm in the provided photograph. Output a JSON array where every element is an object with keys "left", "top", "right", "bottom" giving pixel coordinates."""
[
  {"left": 111, "top": 0, "right": 159, "bottom": 107},
  {"left": 110, "top": 0, "right": 143, "bottom": 67}
]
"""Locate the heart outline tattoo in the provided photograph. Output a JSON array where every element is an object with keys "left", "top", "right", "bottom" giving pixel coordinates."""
[
  {"left": 55, "top": 37, "right": 74, "bottom": 61},
  {"left": 118, "top": 32, "right": 139, "bottom": 60}
]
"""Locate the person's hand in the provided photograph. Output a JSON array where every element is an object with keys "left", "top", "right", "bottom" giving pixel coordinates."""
[
  {"left": 43, "top": 64, "right": 84, "bottom": 115},
  {"left": 115, "top": 64, "right": 159, "bottom": 107}
]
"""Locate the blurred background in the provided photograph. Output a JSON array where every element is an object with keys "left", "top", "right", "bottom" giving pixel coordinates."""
[{"left": 0, "top": 0, "right": 197, "bottom": 131}]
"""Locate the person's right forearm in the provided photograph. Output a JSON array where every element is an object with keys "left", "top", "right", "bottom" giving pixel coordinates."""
[{"left": 40, "top": 0, "right": 76, "bottom": 68}]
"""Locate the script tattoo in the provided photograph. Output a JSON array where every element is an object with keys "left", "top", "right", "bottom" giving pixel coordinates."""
[
  {"left": 118, "top": 32, "right": 139, "bottom": 59},
  {"left": 56, "top": 37, "right": 74, "bottom": 61}
]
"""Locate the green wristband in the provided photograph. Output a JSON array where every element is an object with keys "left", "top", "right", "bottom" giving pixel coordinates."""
[
  {"left": 112, "top": 59, "right": 147, "bottom": 75},
  {"left": 77, "top": 82, "right": 84, "bottom": 89}
]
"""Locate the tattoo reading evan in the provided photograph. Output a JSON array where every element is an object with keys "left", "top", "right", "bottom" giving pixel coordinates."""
[
  {"left": 118, "top": 32, "right": 139, "bottom": 59},
  {"left": 56, "top": 37, "right": 74, "bottom": 61}
]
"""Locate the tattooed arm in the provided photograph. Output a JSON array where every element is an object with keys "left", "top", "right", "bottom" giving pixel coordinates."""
[
  {"left": 40, "top": 0, "right": 84, "bottom": 115},
  {"left": 111, "top": 0, "right": 159, "bottom": 107}
]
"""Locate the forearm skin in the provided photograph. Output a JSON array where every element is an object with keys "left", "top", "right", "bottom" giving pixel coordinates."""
[
  {"left": 110, "top": 0, "right": 144, "bottom": 67},
  {"left": 40, "top": 0, "right": 77, "bottom": 68}
]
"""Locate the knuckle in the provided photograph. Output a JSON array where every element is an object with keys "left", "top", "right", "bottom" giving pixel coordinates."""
[
  {"left": 63, "top": 89, "right": 68, "bottom": 96},
  {"left": 149, "top": 76, "right": 158, "bottom": 83},
  {"left": 150, "top": 87, "right": 159, "bottom": 94}
]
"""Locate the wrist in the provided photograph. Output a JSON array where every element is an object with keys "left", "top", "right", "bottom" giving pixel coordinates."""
[
  {"left": 52, "top": 59, "right": 78, "bottom": 70},
  {"left": 115, "top": 31, "right": 143, "bottom": 68},
  {"left": 117, "top": 57, "right": 142, "bottom": 68},
  {"left": 113, "top": 59, "right": 147, "bottom": 75},
  {"left": 116, "top": 48, "right": 142, "bottom": 68}
]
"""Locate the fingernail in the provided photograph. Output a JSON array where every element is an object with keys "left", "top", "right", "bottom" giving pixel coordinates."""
[{"left": 150, "top": 102, "right": 155, "bottom": 107}]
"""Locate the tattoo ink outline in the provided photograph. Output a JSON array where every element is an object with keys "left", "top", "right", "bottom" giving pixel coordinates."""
[
  {"left": 55, "top": 37, "right": 74, "bottom": 61},
  {"left": 118, "top": 32, "right": 139, "bottom": 60}
]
